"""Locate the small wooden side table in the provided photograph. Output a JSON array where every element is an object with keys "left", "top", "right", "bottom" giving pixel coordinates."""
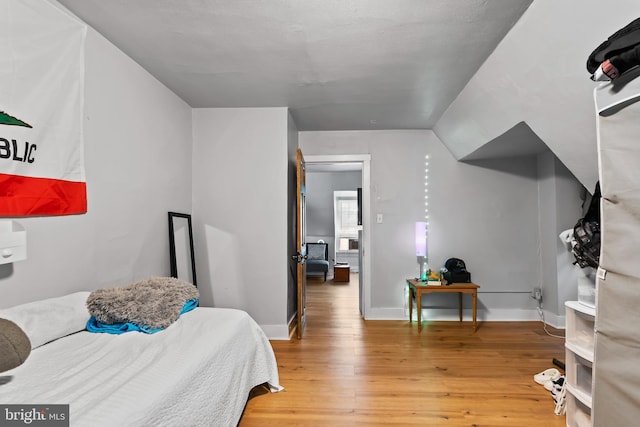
[
  {"left": 334, "top": 264, "right": 350, "bottom": 282},
  {"left": 406, "top": 279, "right": 479, "bottom": 331}
]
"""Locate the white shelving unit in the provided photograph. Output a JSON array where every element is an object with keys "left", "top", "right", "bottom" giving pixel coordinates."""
[{"left": 565, "top": 301, "right": 595, "bottom": 427}]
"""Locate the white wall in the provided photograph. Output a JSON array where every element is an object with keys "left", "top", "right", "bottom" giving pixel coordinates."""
[
  {"left": 191, "top": 107, "right": 290, "bottom": 338},
  {"left": 0, "top": 19, "right": 192, "bottom": 308},
  {"left": 434, "top": 0, "right": 639, "bottom": 191},
  {"left": 537, "top": 152, "right": 584, "bottom": 325},
  {"left": 552, "top": 156, "right": 585, "bottom": 313},
  {"left": 300, "top": 130, "right": 548, "bottom": 320},
  {"left": 2, "top": 0, "right": 591, "bottom": 330}
]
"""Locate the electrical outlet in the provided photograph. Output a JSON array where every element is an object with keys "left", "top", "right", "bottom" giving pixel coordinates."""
[{"left": 531, "top": 287, "right": 542, "bottom": 301}]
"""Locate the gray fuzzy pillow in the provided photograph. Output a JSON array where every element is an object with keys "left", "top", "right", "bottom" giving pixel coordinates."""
[
  {"left": 0, "top": 318, "right": 31, "bottom": 373},
  {"left": 86, "top": 277, "right": 199, "bottom": 329}
]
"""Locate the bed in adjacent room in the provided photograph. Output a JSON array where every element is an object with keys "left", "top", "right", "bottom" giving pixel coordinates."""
[{"left": 0, "top": 287, "right": 281, "bottom": 426}]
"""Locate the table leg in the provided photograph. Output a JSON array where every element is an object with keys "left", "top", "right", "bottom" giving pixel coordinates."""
[
  {"left": 472, "top": 290, "right": 477, "bottom": 331},
  {"left": 408, "top": 286, "right": 413, "bottom": 323},
  {"left": 417, "top": 291, "right": 422, "bottom": 331},
  {"left": 458, "top": 293, "right": 463, "bottom": 322}
]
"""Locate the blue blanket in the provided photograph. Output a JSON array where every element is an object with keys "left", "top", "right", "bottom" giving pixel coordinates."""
[{"left": 86, "top": 299, "right": 198, "bottom": 334}]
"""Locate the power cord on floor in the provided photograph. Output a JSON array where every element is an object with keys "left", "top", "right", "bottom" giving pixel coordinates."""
[{"left": 536, "top": 301, "right": 565, "bottom": 339}]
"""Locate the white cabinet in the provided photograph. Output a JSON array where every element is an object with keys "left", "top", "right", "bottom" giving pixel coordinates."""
[{"left": 565, "top": 301, "right": 595, "bottom": 427}]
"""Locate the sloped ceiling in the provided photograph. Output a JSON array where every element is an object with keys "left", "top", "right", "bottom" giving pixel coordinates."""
[
  {"left": 56, "top": 0, "right": 531, "bottom": 131},
  {"left": 434, "top": 0, "right": 639, "bottom": 189}
]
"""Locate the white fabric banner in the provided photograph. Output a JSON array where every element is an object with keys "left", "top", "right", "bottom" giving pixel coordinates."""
[{"left": 0, "top": 0, "right": 87, "bottom": 215}]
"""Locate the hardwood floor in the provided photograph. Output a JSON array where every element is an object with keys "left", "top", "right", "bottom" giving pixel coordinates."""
[{"left": 240, "top": 274, "right": 566, "bottom": 426}]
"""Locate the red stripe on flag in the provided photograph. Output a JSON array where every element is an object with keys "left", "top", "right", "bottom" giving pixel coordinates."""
[{"left": 0, "top": 173, "right": 87, "bottom": 216}]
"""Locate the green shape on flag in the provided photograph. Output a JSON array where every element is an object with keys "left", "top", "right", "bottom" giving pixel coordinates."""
[{"left": 0, "top": 111, "right": 32, "bottom": 128}]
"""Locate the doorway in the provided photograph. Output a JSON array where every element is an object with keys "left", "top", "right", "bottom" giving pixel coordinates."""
[{"left": 303, "top": 154, "right": 371, "bottom": 319}]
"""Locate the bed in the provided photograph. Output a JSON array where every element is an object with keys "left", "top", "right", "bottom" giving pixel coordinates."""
[{"left": 0, "top": 290, "right": 281, "bottom": 426}]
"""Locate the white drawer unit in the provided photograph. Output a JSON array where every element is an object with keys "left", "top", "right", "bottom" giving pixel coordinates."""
[
  {"left": 566, "top": 389, "right": 592, "bottom": 427},
  {"left": 565, "top": 301, "right": 595, "bottom": 427}
]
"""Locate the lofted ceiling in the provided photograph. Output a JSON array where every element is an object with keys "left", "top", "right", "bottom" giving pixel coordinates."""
[{"left": 57, "top": 0, "right": 532, "bottom": 131}]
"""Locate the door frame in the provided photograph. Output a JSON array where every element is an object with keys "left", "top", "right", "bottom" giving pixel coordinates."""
[{"left": 303, "top": 154, "right": 372, "bottom": 319}]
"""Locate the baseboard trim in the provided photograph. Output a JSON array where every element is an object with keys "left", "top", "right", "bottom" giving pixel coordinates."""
[
  {"left": 261, "top": 308, "right": 566, "bottom": 338},
  {"left": 260, "top": 323, "right": 290, "bottom": 340},
  {"left": 366, "top": 307, "right": 566, "bottom": 327}
]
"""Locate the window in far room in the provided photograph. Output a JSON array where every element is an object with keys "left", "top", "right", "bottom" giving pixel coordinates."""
[{"left": 333, "top": 191, "right": 359, "bottom": 256}]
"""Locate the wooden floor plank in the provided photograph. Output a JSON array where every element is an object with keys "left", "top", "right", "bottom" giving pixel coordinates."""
[{"left": 240, "top": 274, "right": 566, "bottom": 426}]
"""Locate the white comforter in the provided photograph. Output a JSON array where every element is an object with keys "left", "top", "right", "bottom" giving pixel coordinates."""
[{"left": 0, "top": 307, "right": 281, "bottom": 427}]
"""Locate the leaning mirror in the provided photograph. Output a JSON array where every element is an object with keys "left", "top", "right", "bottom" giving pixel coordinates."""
[{"left": 168, "top": 212, "right": 197, "bottom": 287}]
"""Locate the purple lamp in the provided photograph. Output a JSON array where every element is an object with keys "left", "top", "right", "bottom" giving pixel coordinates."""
[{"left": 415, "top": 221, "right": 428, "bottom": 280}]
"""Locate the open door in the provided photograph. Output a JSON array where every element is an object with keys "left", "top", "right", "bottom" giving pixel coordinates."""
[{"left": 295, "top": 148, "right": 307, "bottom": 339}]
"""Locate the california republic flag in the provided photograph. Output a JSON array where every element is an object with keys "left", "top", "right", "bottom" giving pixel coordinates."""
[{"left": 0, "top": 0, "right": 87, "bottom": 216}]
